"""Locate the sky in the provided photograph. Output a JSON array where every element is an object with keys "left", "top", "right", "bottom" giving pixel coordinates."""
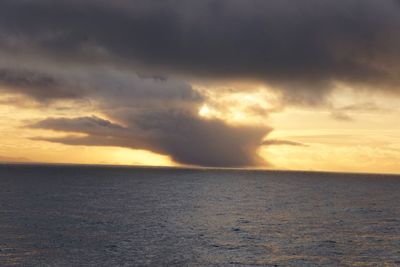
[{"left": 1, "top": 0, "right": 400, "bottom": 174}]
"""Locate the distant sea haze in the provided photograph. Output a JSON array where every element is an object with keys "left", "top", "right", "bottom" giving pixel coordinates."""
[{"left": 0, "top": 164, "right": 400, "bottom": 266}]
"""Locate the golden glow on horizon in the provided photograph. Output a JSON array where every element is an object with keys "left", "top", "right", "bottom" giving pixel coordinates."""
[
  {"left": 0, "top": 95, "right": 176, "bottom": 166},
  {"left": 263, "top": 129, "right": 400, "bottom": 174},
  {"left": 1, "top": 85, "right": 400, "bottom": 174}
]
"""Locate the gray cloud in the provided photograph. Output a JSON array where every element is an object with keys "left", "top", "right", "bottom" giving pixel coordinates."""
[
  {"left": 32, "top": 116, "right": 126, "bottom": 136},
  {"left": 31, "top": 113, "right": 271, "bottom": 167},
  {"left": 329, "top": 102, "right": 391, "bottom": 121},
  {"left": 1, "top": 0, "right": 400, "bottom": 103},
  {"left": 330, "top": 112, "right": 354, "bottom": 122},
  {"left": 1, "top": 0, "right": 400, "bottom": 167},
  {"left": 0, "top": 65, "right": 202, "bottom": 107},
  {"left": 2, "top": 62, "right": 270, "bottom": 167},
  {"left": 336, "top": 103, "right": 384, "bottom": 112},
  {"left": 0, "top": 68, "right": 78, "bottom": 100},
  {"left": 262, "top": 139, "right": 308, "bottom": 147}
]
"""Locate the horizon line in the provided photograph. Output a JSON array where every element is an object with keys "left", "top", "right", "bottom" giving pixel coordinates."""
[{"left": 1, "top": 161, "right": 399, "bottom": 177}]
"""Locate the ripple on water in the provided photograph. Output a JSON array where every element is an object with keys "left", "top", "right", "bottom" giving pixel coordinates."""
[{"left": 1, "top": 166, "right": 400, "bottom": 266}]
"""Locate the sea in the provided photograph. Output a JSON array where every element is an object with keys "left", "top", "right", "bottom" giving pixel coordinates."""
[{"left": 0, "top": 164, "right": 400, "bottom": 266}]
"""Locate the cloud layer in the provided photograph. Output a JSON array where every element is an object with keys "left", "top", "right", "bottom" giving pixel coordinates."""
[
  {"left": 262, "top": 139, "right": 307, "bottom": 147},
  {"left": 1, "top": 0, "right": 400, "bottom": 101},
  {"left": 1, "top": 0, "right": 400, "bottom": 166},
  {"left": 31, "top": 114, "right": 270, "bottom": 167}
]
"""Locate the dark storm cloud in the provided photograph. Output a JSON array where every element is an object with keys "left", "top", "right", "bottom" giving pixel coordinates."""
[
  {"left": 2, "top": 0, "right": 400, "bottom": 167},
  {"left": 1, "top": 0, "right": 400, "bottom": 102},
  {"left": 3, "top": 62, "right": 270, "bottom": 167},
  {"left": 0, "top": 64, "right": 202, "bottom": 107},
  {"left": 0, "top": 68, "right": 79, "bottom": 100},
  {"left": 32, "top": 116, "right": 126, "bottom": 135},
  {"left": 31, "top": 112, "right": 271, "bottom": 167}
]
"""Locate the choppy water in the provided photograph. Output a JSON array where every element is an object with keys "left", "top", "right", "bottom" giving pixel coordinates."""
[{"left": 0, "top": 165, "right": 400, "bottom": 266}]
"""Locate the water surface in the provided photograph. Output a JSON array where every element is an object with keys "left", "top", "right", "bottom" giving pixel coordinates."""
[{"left": 0, "top": 165, "right": 400, "bottom": 266}]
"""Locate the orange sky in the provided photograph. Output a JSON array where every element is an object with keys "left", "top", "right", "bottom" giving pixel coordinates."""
[
  {"left": 1, "top": 83, "right": 399, "bottom": 174},
  {"left": 1, "top": 1, "right": 400, "bottom": 174}
]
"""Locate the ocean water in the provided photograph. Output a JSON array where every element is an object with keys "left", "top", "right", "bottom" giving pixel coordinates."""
[{"left": 0, "top": 165, "right": 400, "bottom": 266}]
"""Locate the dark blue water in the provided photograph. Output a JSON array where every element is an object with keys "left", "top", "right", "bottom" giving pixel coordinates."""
[{"left": 0, "top": 165, "right": 400, "bottom": 266}]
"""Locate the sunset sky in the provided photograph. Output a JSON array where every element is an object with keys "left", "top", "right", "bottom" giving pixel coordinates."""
[{"left": 1, "top": 0, "right": 400, "bottom": 174}]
